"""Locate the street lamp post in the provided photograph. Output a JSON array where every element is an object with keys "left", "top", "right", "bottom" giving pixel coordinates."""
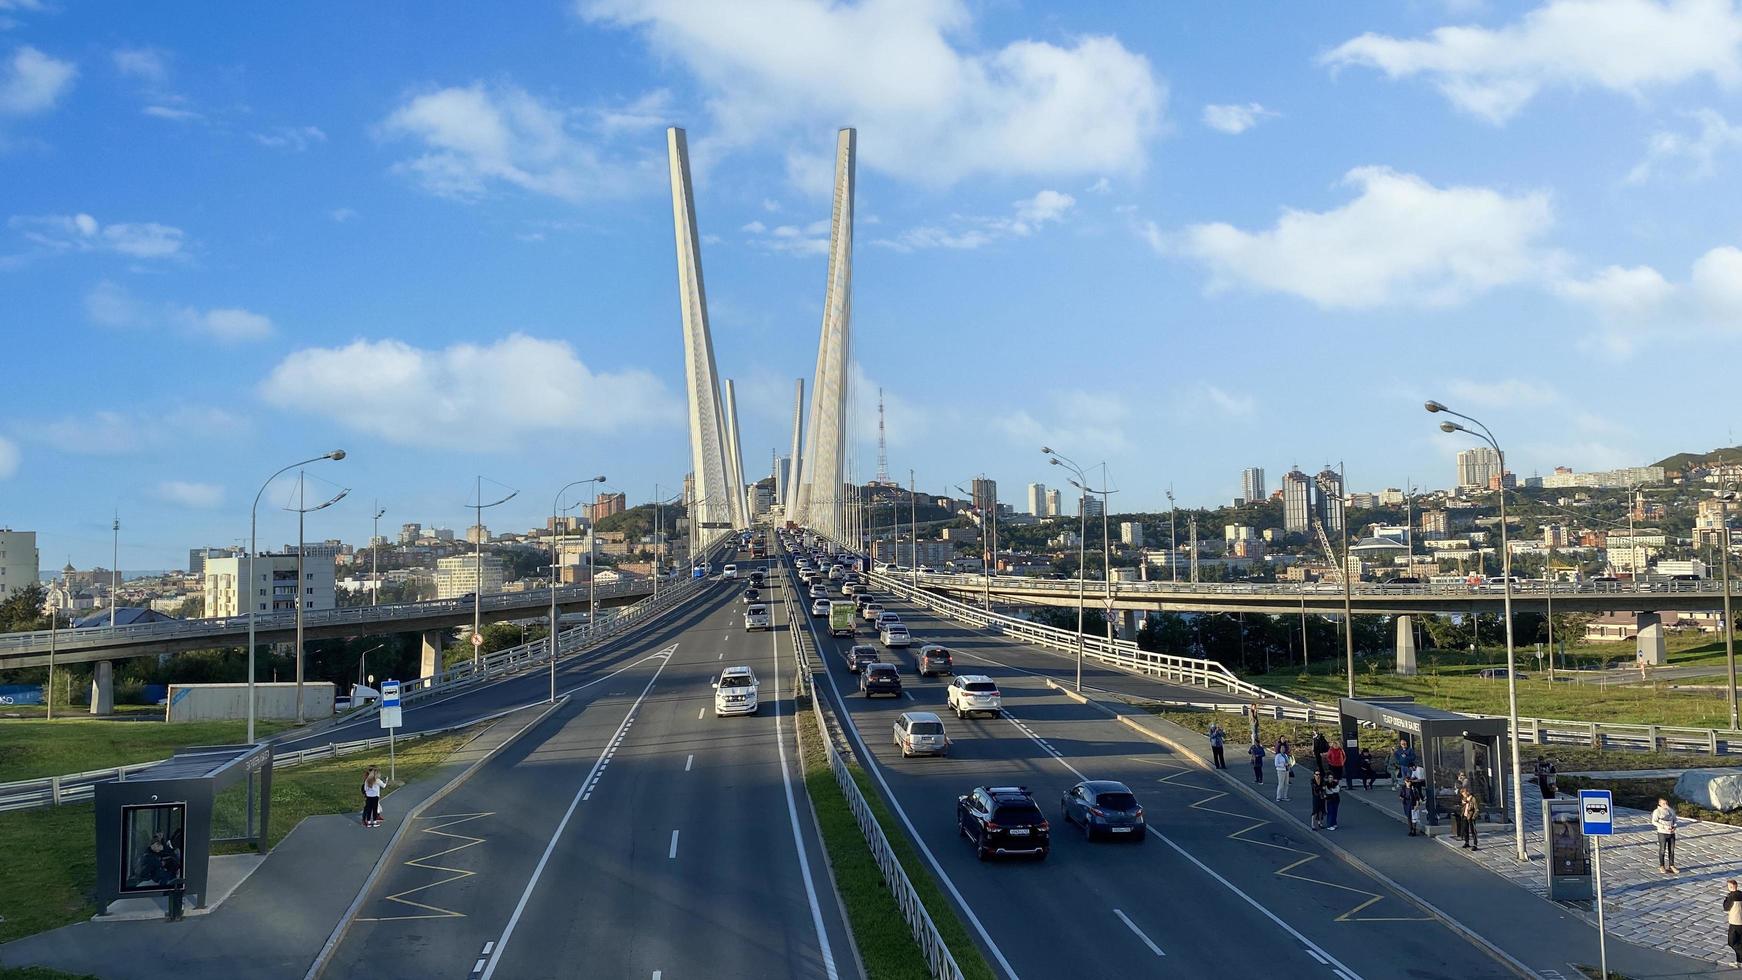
[
  {"left": 371, "top": 502, "right": 386, "bottom": 607},
  {"left": 1427, "top": 399, "right": 1526, "bottom": 861},
  {"left": 470, "top": 476, "right": 519, "bottom": 663},
  {"left": 1167, "top": 488, "right": 1178, "bottom": 583},
  {"left": 110, "top": 515, "right": 119, "bottom": 628},
  {"left": 910, "top": 469, "right": 918, "bottom": 588},
  {"left": 247, "top": 451, "right": 345, "bottom": 743},
  {"left": 551, "top": 476, "right": 606, "bottom": 705},
  {"left": 1717, "top": 488, "right": 1739, "bottom": 730},
  {"left": 956, "top": 483, "right": 993, "bottom": 609},
  {"left": 286, "top": 473, "right": 351, "bottom": 725},
  {"left": 1045, "top": 449, "right": 1114, "bottom": 691}
]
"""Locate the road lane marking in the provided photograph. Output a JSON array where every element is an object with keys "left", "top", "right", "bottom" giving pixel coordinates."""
[
  {"left": 482, "top": 942, "right": 493, "bottom": 955},
  {"left": 355, "top": 812, "right": 494, "bottom": 922},
  {"left": 685, "top": 753, "right": 694, "bottom": 771},
  {"left": 698, "top": 706, "right": 706, "bottom": 720},
  {"left": 669, "top": 829, "right": 680, "bottom": 859},
  {"left": 478, "top": 645, "right": 675, "bottom": 980},
  {"left": 1112, "top": 909, "right": 1165, "bottom": 956},
  {"left": 771, "top": 586, "right": 840, "bottom": 979},
  {"left": 472, "top": 960, "right": 485, "bottom": 973}
]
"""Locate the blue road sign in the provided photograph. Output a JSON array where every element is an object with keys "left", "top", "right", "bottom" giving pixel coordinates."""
[
  {"left": 380, "top": 680, "right": 401, "bottom": 708},
  {"left": 1580, "top": 789, "right": 1614, "bottom": 836}
]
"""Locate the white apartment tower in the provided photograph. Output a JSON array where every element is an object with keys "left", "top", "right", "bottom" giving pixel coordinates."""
[
  {"left": 0, "top": 529, "right": 39, "bottom": 600},
  {"left": 1026, "top": 483, "right": 1047, "bottom": 516},
  {"left": 1046, "top": 489, "right": 1062, "bottom": 517},
  {"left": 1240, "top": 467, "right": 1265, "bottom": 504},
  {"left": 1456, "top": 447, "right": 1503, "bottom": 489}
]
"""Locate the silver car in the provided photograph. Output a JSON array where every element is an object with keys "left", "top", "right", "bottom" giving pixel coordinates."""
[{"left": 893, "top": 711, "right": 949, "bottom": 757}]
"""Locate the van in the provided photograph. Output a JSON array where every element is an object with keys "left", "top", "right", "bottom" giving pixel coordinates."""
[
  {"left": 743, "top": 603, "right": 771, "bottom": 631},
  {"left": 893, "top": 711, "right": 949, "bottom": 757},
  {"left": 829, "top": 600, "right": 857, "bottom": 637}
]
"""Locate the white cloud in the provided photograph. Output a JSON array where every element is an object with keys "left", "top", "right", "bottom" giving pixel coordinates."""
[
  {"left": 1444, "top": 377, "right": 1563, "bottom": 408},
  {"left": 1323, "top": 0, "right": 1742, "bottom": 123},
  {"left": 745, "top": 218, "right": 834, "bottom": 255},
  {"left": 153, "top": 480, "right": 224, "bottom": 509},
  {"left": 1627, "top": 108, "right": 1742, "bottom": 182},
  {"left": 1086, "top": 176, "right": 1112, "bottom": 194},
  {"left": 1199, "top": 384, "right": 1257, "bottom": 417},
  {"left": 252, "top": 125, "right": 326, "bottom": 151},
  {"left": 1171, "top": 166, "right": 1558, "bottom": 309},
  {"left": 874, "top": 188, "right": 1075, "bottom": 252},
  {"left": 0, "top": 434, "right": 16, "bottom": 478},
  {"left": 38, "top": 406, "right": 248, "bottom": 455},
  {"left": 329, "top": 207, "right": 357, "bottom": 223},
  {"left": 112, "top": 48, "right": 167, "bottom": 84},
  {"left": 1554, "top": 244, "right": 1742, "bottom": 354},
  {"left": 380, "top": 83, "right": 646, "bottom": 202},
  {"left": 83, "top": 280, "right": 274, "bottom": 342},
  {"left": 594, "top": 88, "right": 673, "bottom": 132},
  {"left": 994, "top": 388, "right": 1132, "bottom": 456},
  {"left": 11, "top": 213, "right": 187, "bottom": 259},
  {"left": 177, "top": 306, "right": 274, "bottom": 342},
  {"left": 141, "top": 105, "right": 201, "bottom": 122},
  {"left": 579, "top": 0, "right": 1164, "bottom": 186},
  {"left": 0, "top": 45, "right": 74, "bottom": 115},
  {"left": 260, "top": 334, "right": 681, "bottom": 448},
  {"left": 1201, "top": 102, "right": 1276, "bottom": 134}
]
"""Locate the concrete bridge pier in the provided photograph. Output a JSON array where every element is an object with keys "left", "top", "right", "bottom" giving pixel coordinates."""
[
  {"left": 420, "top": 630, "right": 444, "bottom": 679},
  {"left": 89, "top": 660, "right": 114, "bottom": 715},
  {"left": 1395, "top": 615, "right": 1417, "bottom": 676},
  {"left": 1637, "top": 612, "right": 1666, "bottom": 666}
]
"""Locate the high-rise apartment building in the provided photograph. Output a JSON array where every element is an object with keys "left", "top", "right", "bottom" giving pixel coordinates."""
[
  {"left": 1283, "top": 469, "right": 1312, "bottom": 533},
  {"left": 1240, "top": 467, "right": 1265, "bottom": 505},
  {"left": 1119, "top": 521, "right": 1144, "bottom": 546},
  {"left": 1314, "top": 468, "right": 1345, "bottom": 536},
  {"left": 398, "top": 523, "right": 422, "bottom": 545},
  {"left": 204, "top": 553, "right": 334, "bottom": 617},
  {"left": 0, "top": 529, "right": 39, "bottom": 600},
  {"left": 1080, "top": 494, "right": 1105, "bottom": 519},
  {"left": 435, "top": 555, "right": 506, "bottom": 598},
  {"left": 971, "top": 478, "right": 998, "bottom": 515},
  {"left": 187, "top": 545, "right": 242, "bottom": 577},
  {"left": 590, "top": 492, "right": 627, "bottom": 521},
  {"left": 1045, "top": 489, "right": 1061, "bottom": 517},
  {"left": 1026, "top": 483, "right": 1047, "bottom": 516},
  {"left": 1456, "top": 447, "right": 1503, "bottom": 489}
]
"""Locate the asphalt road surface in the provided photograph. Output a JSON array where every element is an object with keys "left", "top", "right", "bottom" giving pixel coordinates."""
[
  {"left": 326, "top": 564, "right": 852, "bottom": 980},
  {"left": 792, "top": 554, "right": 1512, "bottom": 980}
]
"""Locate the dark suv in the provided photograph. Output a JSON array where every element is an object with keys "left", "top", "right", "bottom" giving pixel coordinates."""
[
  {"left": 918, "top": 645, "right": 953, "bottom": 677},
  {"left": 957, "top": 786, "right": 1050, "bottom": 861},
  {"left": 861, "top": 662, "right": 903, "bottom": 698},
  {"left": 845, "top": 644, "right": 879, "bottom": 674}
]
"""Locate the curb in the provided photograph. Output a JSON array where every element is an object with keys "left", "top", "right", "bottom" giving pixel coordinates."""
[
  {"left": 1043, "top": 679, "right": 1537, "bottom": 980},
  {"left": 301, "top": 696, "right": 569, "bottom": 980}
]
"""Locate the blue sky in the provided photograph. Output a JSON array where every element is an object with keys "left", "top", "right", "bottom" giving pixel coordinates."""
[{"left": 3, "top": 0, "right": 1742, "bottom": 569}]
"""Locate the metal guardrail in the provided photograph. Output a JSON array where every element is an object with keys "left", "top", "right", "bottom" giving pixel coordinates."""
[
  {"left": 0, "top": 565, "right": 723, "bottom": 813},
  {"left": 869, "top": 572, "right": 1299, "bottom": 704},
  {"left": 906, "top": 571, "right": 1730, "bottom": 600},
  {"left": 785, "top": 557, "right": 963, "bottom": 980}
]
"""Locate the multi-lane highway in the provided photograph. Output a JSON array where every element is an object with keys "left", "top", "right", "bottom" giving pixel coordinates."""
[
  {"left": 790, "top": 550, "right": 1512, "bottom": 979},
  {"left": 325, "top": 567, "right": 852, "bottom": 980}
]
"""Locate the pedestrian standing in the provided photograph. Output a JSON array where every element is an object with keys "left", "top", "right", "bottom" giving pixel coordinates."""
[
  {"left": 1726, "top": 880, "right": 1742, "bottom": 968},
  {"left": 1391, "top": 738, "right": 1416, "bottom": 789},
  {"left": 1533, "top": 756, "right": 1551, "bottom": 798},
  {"left": 1274, "top": 746, "right": 1293, "bottom": 802},
  {"left": 1399, "top": 778, "right": 1420, "bottom": 836},
  {"left": 1249, "top": 740, "right": 1266, "bottom": 784},
  {"left": 1208, "top": 722, "right": 1227, "bottom": 770},
  {"left": 1310, "top": 771, "right": 1327, "bottom": 829},
  {"left": 361, "top": 767, "right": 383, "bottom": 828},
  {"left": 1652, "top": 797, "right": 1679, "bottom": 874},
  {"left": 1358, "top": 748, "right": 1377, "bottom": 790},
  {"left": 1324, "top": 773, "right": 1341, "bottom": 830},
  {"left": 1458, "top": 787, "right": 1480, "bottom": 850},
  {"left": 1326, "top": 741, "right": 1346, "bottom": 781},
  {"left": 1312, "top": 729, "right": 1330, "bottom": 770}
]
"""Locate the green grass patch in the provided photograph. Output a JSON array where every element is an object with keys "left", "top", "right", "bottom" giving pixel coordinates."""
[
  {"left": 796, "top": 701, "right": 996, "bottom": 980},
  {"left": 1558, "top": 774, "right": 1742, "bottom": 828},
  {"left": 0, "top": 728, "right": 474, "bottom": 943},
  {"left": 0, "top": 717, "right": 292, "bottom": 783}
]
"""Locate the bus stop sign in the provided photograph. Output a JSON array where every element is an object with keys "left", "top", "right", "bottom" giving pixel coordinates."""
[
  {"left": 1580, "top": 789, "right": 1614, "bottom": 836},
  {"left": 379, "top": 680, "right": 402, "bottom": 730}
]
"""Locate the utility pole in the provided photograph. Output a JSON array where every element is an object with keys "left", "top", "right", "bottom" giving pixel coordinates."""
[
  {"left": 1167, "top": 488, "right": 1177, "bottom": 583},
  {"left": 110, "top": 514, "right": 119, "bottom": 628},
  {"left": 372, "top": 502, "right": 386, "bottom": 606},
  {"left": 909, "top": 469, "right": 918, "bottom": 587}
]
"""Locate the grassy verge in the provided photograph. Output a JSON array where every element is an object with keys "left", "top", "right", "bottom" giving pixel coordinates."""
[
  {"left": 0, "top": 968, "right": 101, "bottom": 979},
  {"left": 0, "top": 717, "right": 292, "bottom": 783},
  {"left": 0, "top": 727, "right": 475, "bottom": 943},
  {"left": 795, "top": 700, "right": 996, "bottom": 980},
  {"left": 1152, "top": 706, "right": 1742, "bottom": 774},
  {"left": 1557, "top": 774, "right": 1742, "bottom": 827}
]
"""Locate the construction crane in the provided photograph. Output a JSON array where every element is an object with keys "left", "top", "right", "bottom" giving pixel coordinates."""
[{"left": 1313, "top": 517, "right": 1346, "bottom": 586}]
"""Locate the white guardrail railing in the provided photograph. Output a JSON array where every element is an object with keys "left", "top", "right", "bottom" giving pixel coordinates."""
[
  {"left": 0, "top": 564, "right": 724, "bottom": 813},
  {"left": 906, "top": 571, "right": 1730, "bottom": 600},
  {"left": 870, "top": 568, "right": 1742, "bottom": 759},
  {"left": 784, "top": 559, "right": 964, "bottom": 980}
]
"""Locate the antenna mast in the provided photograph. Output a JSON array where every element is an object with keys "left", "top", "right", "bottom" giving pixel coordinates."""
[{"left": 875, "top": 388, "right": 891, "bottom": 486}]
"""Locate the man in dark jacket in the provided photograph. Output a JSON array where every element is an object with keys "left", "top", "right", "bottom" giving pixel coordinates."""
[
  {"left": 1725, "top": 880, "right": 1742, "bottom": 966},
  {"left": 1399, "top": 778, "right": 1421, "bottom": 836}
]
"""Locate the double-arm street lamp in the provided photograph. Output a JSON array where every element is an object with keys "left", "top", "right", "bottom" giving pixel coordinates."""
[
  {"left": 1716, "top": 487, "right": 1739, "bottom": 730},
  {"left": 470, "top": 476, "right": 519, "bottom": 663},
  {"left": 954, "top": 483, "right": 993, "bottom": 609},
  {"left": 285, "top": 473, "right": 351, "bottom": 725},
  {"left": 550, "top": 476, "right": 606, "bottom": 704},
  {"left": 1043, "top": 449, "right": 1115, "bottom": 691},
  {"left": 1426, "top": 398, "right": 1526, "bottom": 861},
  {"left": 247, "top": 450, "right": 345, "bottom": 743}
]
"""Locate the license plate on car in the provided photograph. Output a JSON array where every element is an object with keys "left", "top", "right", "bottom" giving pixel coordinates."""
[
  {"left": 1110, "top": 827, "right": 1132, "bottom": 833},
  {"left": 1008, "top": 828, "right": 1029, "bottom": 836}
]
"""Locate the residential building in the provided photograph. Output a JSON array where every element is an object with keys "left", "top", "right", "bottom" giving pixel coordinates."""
[
  {"left": 435, "top": 555, "right": 506, "bottom": 598},
  {"left": 971, "top": 478, "right": 998, "bottom": 516},
  {"left": 1655, "top": 559, "right": 1706, "bottom": 578},
  {"left": 1231, "top": 538, "right": 1266, "bottom": 559},
  {"left": 398, "top": 522, "right": 422, "bottom": 545},
  {"left": 1457, "top": 447, "right": 1502, "bottom": 489},
  {"left": 285, "top": 539, "right": 344, "bottom": 561},
  {"left": 0, "top": 529, "right": 39, "bottom": 601},
  {"left": 590, "top": 492, "right": 627, "bottom": 521},
  {"left": 1026, "top": 482, "right": 1047, "bottom": 516},
  {"left": 1080, "top": 494, "right": 1105, "bottom": 519},
  {"left": 187, "top": 545, "right": 243, "bottom": 577},
  {"left": 1119, "top": 522, "right": 1144, "bottom": 547},
  {"left": 1379, "top": 487, "right": 1407, "bottom": 507},
  {"left": 1542, "top": 524, "right": 1570, "bottom": 548},
  {"left": 1487, "top": 471, "right": 1517, "bottom": 491},
  {"left": 1314, "top": 468, "right": 1345, "bottom": 536},
  {"left": 1421, "top": 510, "right": 1451, "bottom": 536},
  {"left": 1045, "top": 489, "right": 1062, "bottom": 516},
  {"left": 941, "top": 526, "right": 979, "bottom": 543},
  {"left": 204, "top": 553, "right": 335, "bottom": 616},
  {"left": 1349, "top": 491, "right": 1380, "bottom": 510},
  {"left": 1240, "top": 467, "right": 1265, "bottom": 505},
  {"left": 547, "top": 515, "right": 587, "bottom": 535},
  {"left": 1540, "top": 466, "right": 1667, "bottom": 489},
  {"left": 466, "top": 524, "right": 490, "bottom": 545},
  {"left": 1224, "top": 524, "right": 1254, "bottom": 543},
  {"left": 1283, "top": 469, "right": 1312, "bottom": 533},
  {"left": 431, "top": 527, "right": 456, "bottom": 543}
]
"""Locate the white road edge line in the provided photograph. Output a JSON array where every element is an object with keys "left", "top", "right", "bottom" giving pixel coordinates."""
[
  {"left": 772, "top": 593, "right": 840, "bottom": 980},
  {"left": 1112, "top": 909, "right": 1165, "bottom": 956},
  {"left": 668, "top": 829, "right": 680, "bottom": 859},
  {"left": 477, "top": 643, "right": 676, "bottom": 980},
  {"left": 803, "top": 585, "right": 1021, "bottom": 980}
]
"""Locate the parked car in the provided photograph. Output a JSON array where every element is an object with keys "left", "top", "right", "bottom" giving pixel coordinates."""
[
  {"left": 861, "top": 662, "right": 903, "bottom": 698},
  {"left": 845, "top": 644, "right": 880, "bottom": 673},
  {"left": 892, "top": 711, "right": 948, "bottom": 757},
  {"left": 917, "top": 645, "right": 954, "bottom": 677},
  {"left": 957, "top": 785, "right": 1049, "bottom": 860},
  {"left": 713, "top": 665, "right": 759, "bottom": 716},
  {"left": 1060, "top": 780, "right": 1146, "bottom": 840},
  {"left": 947, "top": 675, "right": 1002, "bottom": 718}
]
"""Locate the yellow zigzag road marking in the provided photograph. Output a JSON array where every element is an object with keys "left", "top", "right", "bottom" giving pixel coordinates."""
[
  {"left": 1136, "top": 758, "right": 1428, "bottom": 923},
  {"left": 356, "top": 811, "right": 494, "bottom": 922}
]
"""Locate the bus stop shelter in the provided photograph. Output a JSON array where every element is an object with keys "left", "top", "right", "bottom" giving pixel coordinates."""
[
  {"left": 1338, "top": 697, "right": 1510, "bottom": 829},
  {"left": 94, "top": 742, "right": 273, "bottom": 915}
]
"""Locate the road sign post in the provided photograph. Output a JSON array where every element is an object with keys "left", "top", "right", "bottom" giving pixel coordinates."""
[
  {"left": 1580, "top": 789, "right": 1614, "bottom": 979},
  {"left": 379, "top": 680, "right": 402, "bottom": 783}
]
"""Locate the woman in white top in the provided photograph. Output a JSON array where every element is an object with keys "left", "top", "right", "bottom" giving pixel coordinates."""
[
  {"left": 1652, "top": 797, "right": 1679, "bottom": 874},
  {"left": 361, "top": 767, "right": 384, "bottom": 828}
]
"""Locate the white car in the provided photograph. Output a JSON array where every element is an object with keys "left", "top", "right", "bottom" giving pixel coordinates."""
[
  {"left": 743, "top": 603, "right": 771, "bottom": 631},
  {"left": 714, "top": 665, "right": 759, "bottom": 716},
  {"left": 875, "top": 611, "right": 902, "bottom": 630},
  {"left": 893, "top": 711, "right": 949, "bottom": 757},
  {"left": 861, "top": 603, "right": 886, "bottom": 623},
  {"left": 723, "top": 563, "right": 739, "bottom": 579},
  {"left": 880, "top": 624, "right": 912, "bottom": 647},
  {"left": 810, "top": 584, "right": 829, "bottom": 600},
  {"left": 810, "top": 598, "right": 831, "bottom": 616},
  {"left": 947, "top": 675, "right": 1002, "bottom": 719}
]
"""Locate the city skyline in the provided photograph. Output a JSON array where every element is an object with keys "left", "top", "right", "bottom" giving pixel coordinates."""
[{"left": 5, "top": 2, "right": 1742, "bottom": 567}]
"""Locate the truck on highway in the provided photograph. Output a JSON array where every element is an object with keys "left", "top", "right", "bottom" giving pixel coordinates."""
[{"left": 828, "top": 600, "right": 856, "bottom": 637}]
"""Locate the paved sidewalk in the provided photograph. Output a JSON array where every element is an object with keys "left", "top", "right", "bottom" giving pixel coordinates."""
[
  {"left": 0, "top": 703, "right": 546, "bottom": 980},
  {"left": 1083, "top": 693, "right": 1723, "bottom": 979}
]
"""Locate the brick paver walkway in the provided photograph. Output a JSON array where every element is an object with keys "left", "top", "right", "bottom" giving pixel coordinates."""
[{"left": 1348, "top": 776, "right": 1742, "bottom": 967}]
